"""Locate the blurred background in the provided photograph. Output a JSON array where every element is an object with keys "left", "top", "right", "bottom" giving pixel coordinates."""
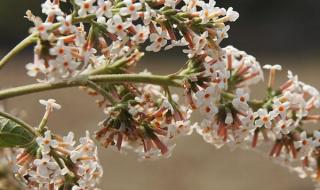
[{"left": 1, "top": 0, "right": 320, "bottom": 190}]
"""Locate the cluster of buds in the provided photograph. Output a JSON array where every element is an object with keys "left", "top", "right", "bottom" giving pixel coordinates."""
[{"left": 14, "top": 101, "right": 103, "bottom": 190}]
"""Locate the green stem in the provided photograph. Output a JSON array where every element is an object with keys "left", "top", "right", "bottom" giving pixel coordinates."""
[
  {"left": 90, "top": 74, "right": 181, "bottom": 86},
  {"left": 0, "top": 33, "right": 37, "bottom": 70},
  {"left": 50, "top": 150, "right": 65, "bottom": 169},
  {"left": 0, "top": 74, "right": 183, "bottom": 100},
  {"left": 0, "top": 111, "right": 37, "bottom": 136},
  {"left": 37, "top": 111, "right": 50, "bottom": 135}
]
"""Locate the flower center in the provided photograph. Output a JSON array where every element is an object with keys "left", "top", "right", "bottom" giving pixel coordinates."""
[
  {"left": 262, "top": 116, "right": 269, "bottom": 122},
  {"left": 278, "top": 106, "right": 285, "bottom": 112},
  {"left": 129, "top": 5, "right": 135, "bottom": 11},
  {"left": 116, "top": 24, "right": 124, "bottom": 31},
  {"left": 84, "top": 3, "right": 90, "bottom": 9}
]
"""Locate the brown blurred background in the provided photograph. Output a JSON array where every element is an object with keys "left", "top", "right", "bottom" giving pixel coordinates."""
[{"left": 1, "top": 0, "right": 320, "bottom": 190}]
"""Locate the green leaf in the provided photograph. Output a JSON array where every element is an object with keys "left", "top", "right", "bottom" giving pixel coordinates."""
[{"left": 0, "top": 116, "right": 36, "bottom": 148}]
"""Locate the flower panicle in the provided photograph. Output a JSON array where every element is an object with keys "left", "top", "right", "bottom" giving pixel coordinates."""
[{"left": 1, "top": 0, "right": 320, "bottom": 189}]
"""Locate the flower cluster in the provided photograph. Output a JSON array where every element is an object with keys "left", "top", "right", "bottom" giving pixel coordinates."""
[
  {"left": 187, "top": 46, "right": 263, "bottom": 147},
  {"left": 15, "top": 130, "right": 103, "bottom": 190},
  {"left": 95, "top": 81, "right": 194, "bottom": 160},
  {"left": 13, "top": 101, "right": 103, "bottom": 190},
  {"left": 1, "top": 0, "right": 320, "bottom": 189},
  {"left": 25, "top": 0, "right": 238, "bottom": 82},
  {"left": 187, "top": 46, "right": 320, "bottom": 187}
]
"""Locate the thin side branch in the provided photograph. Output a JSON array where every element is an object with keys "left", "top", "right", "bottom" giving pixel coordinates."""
[{"left": 0, "top": 33, "right": 37, "bottom": 70}]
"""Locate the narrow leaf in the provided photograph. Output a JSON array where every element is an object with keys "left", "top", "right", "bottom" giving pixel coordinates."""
[{"left": 0, "top": 116, "right": 36, "bottom": 148}]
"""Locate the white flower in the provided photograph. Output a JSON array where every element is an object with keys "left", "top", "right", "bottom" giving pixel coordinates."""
[
  {"left": 131, "top": 25, "right": 150, "bottom": 44},
  {"left": 273, "top": 119, "right": 295, "bottom": 137},
  {"left": 34, "top": 155, "right": 59, "bottom": 178},
  {"left": 26, "top": 59, "right": 46, "bottom": 77},
  {"left": 164, "top": 38, "right": 188, "bottom": 50},
  {"left": 108, "top": 39, "right": 131, "bottom": 58},
  {"left": 96, "top": 0, "right": 113, "bottom": 18},
  {"left": 254, "top": 108, "right": 276, "bottom": 129},
  {"left": 80, "top": 47, "right": 97, "bottom": 67},
  {"left": 240, "top": 111, "right": 256, "bottom": 130},
  {"left": 225, "top": 112, "right": 233, "bottom": 125},
  {"left": 173, "top": 120, "right": 194, "bottom": 137},
  {"left": 75, "top": 0, "right": 97, "bottom": 17},
  {"left": 146, "top": 30, "right": 169, "bottom": 52},
  {"left": 232, "top": 88, "right": 249, "bottom": 113},
  {"left": 41, "top": 0, "right": 64, "bottom": 17},
  {"left": 30, "top": 21, "right": 53, "bottom": 40},
  {"left": 107, "top": 15, "right": 132, "bottom": 38},
  {"left": 283, "top": 91, "right": 306, "bottom": 110},
  {"left": 216, "top": 25, "right": 230, "bottom": 44},
  {"left": 119, "top": 0, "right": 142, "bottom": 20},
  {"left": 48, "top": 59, "right": 79, "bottom": 80},
  {"left": 49, "top": 39, "right": 71, "bottom": 58},
  {"left": 57, "top": 15, "right": 76, "bottom": 34},
  {"left": 294, "top": 131, "right": 313, "bottom": 159},
  {"left": 181, "top": 0, "right": 202, "bottom": 13},
  {"left": 36, "top": 130, "right": 58, "bottom": 154},
  {"left": 192, "top": 31, "right": 209, "bottom": 55},
  {"left": 39, "top": 99, "right": 62, "bottom": 111},
  {"left": 199, "top": 0, "right": 220, "bottom": 24},
  {"left": 198, "top": 102, "right": 219, "bottom": 119},
  {"left": 194, "top": 86, "right": 219, "bottom": 106},
  {"left": 263, "top": 64, "right": 282, "bottom": 70},
  {"left": 226, "top": 7, "right": 239, "bottom": 22},
  {"left": 70, "top": 131, "right": 96, "bottom": 163},
  {"left": 60, "top": 132, "right": 76, "bottom": 150},
  {"left": 272, "top": 99, "right": 289, "bottom": 119}
]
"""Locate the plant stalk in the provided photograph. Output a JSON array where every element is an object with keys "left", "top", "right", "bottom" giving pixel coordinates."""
[{"left": 0, "top": 74, "right": 182, "bottom": 100}]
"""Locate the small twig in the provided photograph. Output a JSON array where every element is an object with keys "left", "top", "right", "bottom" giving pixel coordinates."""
[{"left": 0, "top": 33, "right": 37, "bottom": 70}]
